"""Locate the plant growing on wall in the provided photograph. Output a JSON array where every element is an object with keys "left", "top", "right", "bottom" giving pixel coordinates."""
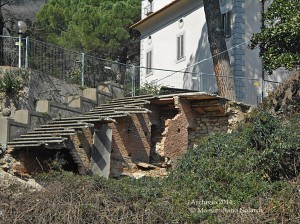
[{"left": 0, "top": 70, "right": 23, "bottom": 94}]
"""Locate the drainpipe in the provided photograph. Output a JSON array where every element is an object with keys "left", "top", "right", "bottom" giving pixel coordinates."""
[{"left": 261, "top": 0, "right": 265, "bottom": 103}]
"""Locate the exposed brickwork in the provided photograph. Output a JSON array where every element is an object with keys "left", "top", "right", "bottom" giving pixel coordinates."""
[
  {"left": 69, "top": 127, "right": 94, "bottom": 174},
  {"left": 108, "top": 114, "right": 152, "bottom": 176},
  {"left": 159, "top": 97, "right": 196, "bottom": 162}
]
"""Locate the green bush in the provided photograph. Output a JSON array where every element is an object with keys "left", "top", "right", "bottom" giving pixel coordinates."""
[
  {"left": 245, "top": 112, "right": 300, "bottom": 180},
  {"left": 168, "top": 111, "right": 300, "bottom": 222},
  {"left": 1, "top": 112, "right": 299, "bottom": 223},
  {"left": 136, "top": 81, "right": 161, "bottom": 96},
  {"left": 0, "top": 70, "right": 24, "bottom": 94}
]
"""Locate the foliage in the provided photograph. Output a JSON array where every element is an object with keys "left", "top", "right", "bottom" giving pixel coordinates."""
[
  {"left": 245, "top": 112, "right": 300, "bottom": 180},
  {"left": 169, "top": 111, "right": 300, "bottom": 222},
  {"left": 0, "top": 70, "right": 24, "bottom": 94},
  {"left": 34, "top": 0, "right": 141, "bottom": 64},
  {"left": 250, "top": 0, "right": 300, "bottom": 73},
  {"left": 136, "top": 81, "right": 161, "bottom": 96},
  {"left": 1, "top": 112, "right": 300, "bottom": 223}
]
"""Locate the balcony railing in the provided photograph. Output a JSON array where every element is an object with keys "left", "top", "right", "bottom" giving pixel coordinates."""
[{"left": 144, "top": 3, "right": 153, "bottom": 16}]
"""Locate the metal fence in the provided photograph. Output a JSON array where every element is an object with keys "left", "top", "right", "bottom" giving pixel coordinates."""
[
  {"left": 0, "top": 35, "right": 139, "bottom": 96},
  {"left": 0, "top": 35, "right": 281, "bottom": 102}
]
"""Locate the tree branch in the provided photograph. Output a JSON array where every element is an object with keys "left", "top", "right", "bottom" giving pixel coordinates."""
[{"left": 0, "top": 1, "right": 10, "bottom": 8}]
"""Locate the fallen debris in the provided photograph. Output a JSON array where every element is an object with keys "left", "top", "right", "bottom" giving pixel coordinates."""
[
  {"left": 0, "top": 169, "right": 43, "bottom": 192},
  {"left": 135, "top": 162, "right": 159, "bottom": 170}
]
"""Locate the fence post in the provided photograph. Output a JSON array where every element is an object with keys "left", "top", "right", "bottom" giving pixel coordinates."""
[
  {"left": 131, "top": 66, "right": 135, "bottom": 97},
  {"left": 81, "top": 53, "right": 85, "bottom": 86},
  {"left": 25, "top": 36, "right": 29, "bottom": 69}
]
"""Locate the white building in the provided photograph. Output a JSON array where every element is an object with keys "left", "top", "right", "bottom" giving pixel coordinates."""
[{"left": 131, "top": 0, "right": 289, "bottom": 105}]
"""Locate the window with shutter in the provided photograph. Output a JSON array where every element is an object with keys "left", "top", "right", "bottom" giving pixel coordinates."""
[
  {"left": 222, "top": 10, "right": 232, "bottom": 38},
  {"left": 177, "top": 34, "right": 185, "bottom": 60},
  {"left": 146, "top": 50, "right": 152, "bottom": 74}
]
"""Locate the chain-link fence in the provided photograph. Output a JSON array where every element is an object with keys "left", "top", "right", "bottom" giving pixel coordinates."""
[{"left": 0, "top": 35, "right": 139, "bottom": 96}]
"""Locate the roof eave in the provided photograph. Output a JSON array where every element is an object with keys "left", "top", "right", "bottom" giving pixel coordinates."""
[{"left": 130, "top": 0, "right": 181, "bottom": 31}]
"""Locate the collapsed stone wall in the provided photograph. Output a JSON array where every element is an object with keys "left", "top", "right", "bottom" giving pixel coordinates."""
[
  {"left": 159, "top": 97, "right": 195, "bottom": 162},
  {"left": 189, "top": 115, "right": 229, "bottom": 148},
  {"left": 105, "top": 96, "right": 240, "bottom": 175}
]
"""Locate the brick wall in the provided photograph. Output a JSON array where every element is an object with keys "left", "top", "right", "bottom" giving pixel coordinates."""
[
  {"left": 109, "top": 114, "right": 152, "bottom": 176},
  {"left": 160, "top": 97, "right": 196, "bottom": 162}
]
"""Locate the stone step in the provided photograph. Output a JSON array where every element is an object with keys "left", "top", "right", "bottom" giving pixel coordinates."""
[
  {"left": 83, "top": 111, "right": 127, "bottom": 116},
  {"left": 84, "top": 106, "right": 140, "bottom": 113},
  {"left": 8, "top": 143, "right": 42, "bottom": 147},
  {"left": 13, "top": 137, "right": 66, "bottom": 141},
  {"left": 7, "top": 139, "right": 65, "bottom": 145},
  {"left": 114, "top": 107, "right": 150, "bottom": 112},
  {"left": 39, "top": 123, "right": 93, "bottom": 129},
  {"left": 52, "top": 115, "right": 113, "bottom": 122},
  {"left": 47, "top": 120, "right": 81, "bottom": 124},
  {"left": 33, "top": 127, "right": 66, "bottom": 131},
  {"left": 20, "top": 133, "right": 72, "bottom": 137},
  {"left": 96, "top": 100, "right": 150, "bottom": 108},
  {"left": 26, "top": 129, "right": 76, "bottom": 135},
  {"left": 110, "top": 95, "right": 154, "bottom": 102}
]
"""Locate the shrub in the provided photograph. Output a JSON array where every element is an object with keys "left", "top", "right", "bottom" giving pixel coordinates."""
[
  {"left": 136, "top": 81, "right": 161, "bottom": 96},
  {"left": 0, "top": 70, "right": 24, "bottom": 94},
  {"left": 168, "top": 111, "right": 300, "bottom": 222}
]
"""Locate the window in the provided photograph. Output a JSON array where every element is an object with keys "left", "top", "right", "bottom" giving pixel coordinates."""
[
  {"left": 177, "top": 33, "right": 185, "bottom": 61},
  {"left": 222, "top": 11, "right": 232, "bottom": 37},
  {"left": 146, "top": 50, "right": 152, "bottom": 74}
]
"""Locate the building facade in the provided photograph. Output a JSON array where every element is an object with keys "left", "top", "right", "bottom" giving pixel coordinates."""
[{"left": 131, "top": 0, "right": 289, "bottom": 105}]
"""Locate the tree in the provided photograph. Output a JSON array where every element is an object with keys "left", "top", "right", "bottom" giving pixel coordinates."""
[
  {"left": 250, "top": 0, "right": 300, "bottom": 74},
  {"left": 0, "top": 0, "right": 45, "bottom": 65},
  {"left": 203, "top": 0, "right": 236, "bottom": 101},
  {"left": 0, "top": 0, "right": 9, "bottom": 65},
  {"left": 34, "top": 0, "right": 141, "bottom": 64}
]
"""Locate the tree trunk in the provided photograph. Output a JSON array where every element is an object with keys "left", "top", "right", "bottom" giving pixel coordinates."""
[{"left": 203, "top": 0, "right": 236, "bottom": 101}]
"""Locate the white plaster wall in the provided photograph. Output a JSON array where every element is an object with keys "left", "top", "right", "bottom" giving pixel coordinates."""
[
  {"left": 152, "top": 0, "right": 173, "bottom": 12},
  {"left": 243, "top": 0, "right": 263, "bottom": 105},
  {"left": 139, "top": 0, "right": 289, "bottom": 105},
  {"left": 243, "top": 0, "right": 291, "bottom": 103},
  {"left": 140, "top": 0, "right": 209, "bottom": 89}
]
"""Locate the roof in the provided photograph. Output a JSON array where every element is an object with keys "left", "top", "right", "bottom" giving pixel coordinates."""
[{"left": 130, "top": 0, "right": 181, "bottom": 30}]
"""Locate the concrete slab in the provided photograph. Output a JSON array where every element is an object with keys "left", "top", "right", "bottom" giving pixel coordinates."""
[{"left": 91, "top": 124, "right": 112, "bottom": 178}]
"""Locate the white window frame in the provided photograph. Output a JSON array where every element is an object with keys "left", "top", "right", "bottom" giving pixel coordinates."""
[{"left": 176, "top": 32, "right": 186, "bottom": 62}]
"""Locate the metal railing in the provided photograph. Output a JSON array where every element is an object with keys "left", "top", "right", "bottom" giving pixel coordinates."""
[
  {"left": 0, "top": 35, "right": 281, "bottom": 103},
  {"left": 0, "top": 35, "right": 139, "bottom": 96}
]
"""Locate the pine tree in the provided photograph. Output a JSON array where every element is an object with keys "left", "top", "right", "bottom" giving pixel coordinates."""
[{"left": 203, "top": 0, "right": 236, "bottom": 100}]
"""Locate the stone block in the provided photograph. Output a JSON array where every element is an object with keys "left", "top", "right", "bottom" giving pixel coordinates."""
[
  {"left": 36, "top": 100, "right": 50, "bottom": 113},
  {"left": 83, "top": 88, "right": 97, "bottom": 101},
  {"left": 67, "top": 95, "right": 81, "bottom": 109}
]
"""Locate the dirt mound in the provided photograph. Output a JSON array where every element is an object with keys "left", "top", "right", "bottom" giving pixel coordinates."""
[{"left": 265, "top": 70, "right": 300, "bottom": 115}]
